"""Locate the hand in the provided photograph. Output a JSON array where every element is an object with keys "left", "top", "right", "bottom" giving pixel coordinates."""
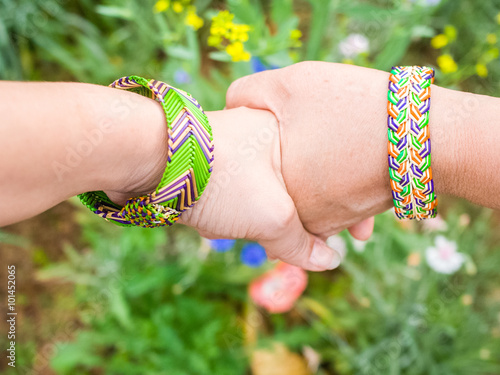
[
  {"left": 225, "top": 62, "right": 395, "bottom": 241},
  {"left": 177, "top": 107, "right": 343, "bottom": 271},
  {"left": 107, "top": 105, "right": 344, "bottom": 271}
]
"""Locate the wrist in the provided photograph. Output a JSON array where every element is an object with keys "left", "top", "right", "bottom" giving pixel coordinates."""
[
  {"left": 431, "top": 87, "right": 500, "bottom": 208},
  {"left": 429, "top": 85, "right": 472, "bottom": 199},
  {"left": 87, "top": 86, "right": 168, "bottom": 204}
]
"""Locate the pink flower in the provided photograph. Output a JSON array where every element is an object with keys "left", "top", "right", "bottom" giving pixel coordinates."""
[
  {"left": 249, "top": 262, "right": 308, "bottom": 314},
  {"left": 425, "top": 236, "right": 465, "bottom": 274}
]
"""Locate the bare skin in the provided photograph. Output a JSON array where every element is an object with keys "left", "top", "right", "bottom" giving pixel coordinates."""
[
  {"left": 1, "top": 62, "right": 500, "bottom": 271},
  {"left": 0, "top": 81, "right": 341, "bottom": 271},
  {"left": 225, "top": 62, "right": 500, "bottom": 239}
]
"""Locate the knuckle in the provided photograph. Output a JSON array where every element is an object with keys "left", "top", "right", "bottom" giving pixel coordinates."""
[
  {"left": 273, "top": 200, "right": 297, "bottom": 232},
  {"left": 225, "top": 77, "right": 246, "bottom": 106},
  {"left": 261, "top": 199, "right": 296, "bottom": 239}
]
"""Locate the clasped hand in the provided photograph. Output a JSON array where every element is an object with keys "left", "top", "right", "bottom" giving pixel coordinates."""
[{"left": 178, "top": 62, "right": 394, "bottom": 271}]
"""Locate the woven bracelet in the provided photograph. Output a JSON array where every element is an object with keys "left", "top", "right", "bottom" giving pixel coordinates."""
[
  {"left": 78, "top": 75, "right": 214, "bottom": 228},
  {"left": 387, "top": 66, "right": 437, "bottom": 220}
]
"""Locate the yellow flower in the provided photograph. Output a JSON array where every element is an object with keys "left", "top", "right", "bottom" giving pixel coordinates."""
[
  {"left": 290, "top": 29, "right": 302, "bottom": 48},
  {"left": 444, "top": 25, "right": 457, "bottom": 41},
  {"left": 208, "top": 35, "right": 222, "bottom": 47},
  {"left": 465, "top": 259, "right": 477, "bottom": 275},
  {"left": 480, "top": 348, "right": 491, "bottom": 360},
  {"left": 437, "top": 54, "right": 458, "bottom": 74},
  {"left": 172, "top": 1, "right": 183, "bottom": 13},
  {"left": 290, "top": 29, "right": 302, "bottom": 40},
  {"left": 226, "top": 42, "right": 251, "bottom": 62},
  {"left": 431, "top": 34, "right": 448, "bottom": 49},
  {"left": 461, "top": 294, "right": 473, "bottom": 306},
  {"left": 407, "top": 252, "right": 421, "bottom": 267},
  {"left": 210, "top": 10, "right": 235, "bottom": 39},
  {"left": 485, "top": 47, "right": 500, "bottom": 62},
  {"left": 359, "top": 297, "right": 370, "bottom": 308},
  {"left": 497, "top": 12, "right": 500, "bottom": 24},
  {"left": 185, "top": 7, "right": 203, "bottom": 30},
  {"left": 208, "top": 10, "right": 252, "bottom": 58},
  {"left": 486, "top": 33, "right": 497, "bottom": 45},
  {"left": 211, "top": 10, "right": 234, "bottom": 34},
  {"left": 476, "top": 63, "right": 488, "bottom": 78},
  {"left": 229, "top": 24, "right": 251, "bottom": 42},
  {"left": 154, "top": 0, "right": 169, "bottom": 13},
  {"left": 289, "top": 50, "right": 299, "bottom": 62}
]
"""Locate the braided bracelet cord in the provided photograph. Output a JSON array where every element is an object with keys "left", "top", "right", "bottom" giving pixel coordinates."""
[
  {"left": 387, "top": 66, "right": 437, "bottom": 220},
  {"left": 78, "top": 76, "right": 214, "bottom": 228}
]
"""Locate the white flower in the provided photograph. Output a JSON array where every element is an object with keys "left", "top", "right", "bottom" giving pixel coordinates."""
[
  {"left": 425, "top": 236, "right": 465, "bottom": 274},
  {"left": 351, "top": 238, "right": 366, "bottom": 253},
  {"left": 422, "top": 215, "right": 448, "bottom": 232},
  {"left": 326, "top": 235, "right": 347, "bottom": 259},
  {"left": 339, "top": 34, "right": 369, "bottom": 58}
]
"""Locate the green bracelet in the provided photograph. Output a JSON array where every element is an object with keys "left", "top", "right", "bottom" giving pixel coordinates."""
[{"left": 78, "top": 75, "right": 214, "bottom": 228}]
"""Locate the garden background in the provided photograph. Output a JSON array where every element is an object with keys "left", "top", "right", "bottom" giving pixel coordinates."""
[{"left": 1, "top": 0, "right": 500, "bottom": 374}]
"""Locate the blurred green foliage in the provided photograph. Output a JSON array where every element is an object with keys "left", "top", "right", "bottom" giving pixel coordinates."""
[
  {"left": 38, "top": 220, "right": 248, "bottom": 375},
  {"left": 1, "top": 0, "right": 500, "bottom": 374}
]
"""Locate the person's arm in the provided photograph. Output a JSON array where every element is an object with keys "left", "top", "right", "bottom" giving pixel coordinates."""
[
  {"left": 4, "top": 64, "right": 497, "bottom": 272},
  {"left": 0, "top": 82, "right": 168, "bottom": 224},
  {"left": 0, "top": 81, "right": 343, "bottom": 272},
  {"left": 225, "top": 62, "right": 500, "bottom": 238}
]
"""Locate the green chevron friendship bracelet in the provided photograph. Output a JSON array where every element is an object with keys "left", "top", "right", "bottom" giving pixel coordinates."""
[{"left": 78, "top": 76, "right": 214, "bottom": 228}]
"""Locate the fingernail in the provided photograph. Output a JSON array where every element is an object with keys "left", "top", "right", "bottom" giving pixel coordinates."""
[{"left": 309, "top": 239, "right": 342, "bottom": 270}]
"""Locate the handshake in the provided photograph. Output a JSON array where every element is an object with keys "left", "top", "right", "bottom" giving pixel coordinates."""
[
  {"left": 172, "top": 62, "right": 465, "bottom": 271},
  {"left": 3, "top": 62, "right": 496, "bottom": 271}
]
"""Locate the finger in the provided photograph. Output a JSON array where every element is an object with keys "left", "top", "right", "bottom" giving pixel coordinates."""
[
  {"left": 197, "top": 230, "right": 219, "bottom": 240},
  {"left": 225, "top": 69, "right": 286, "bottom": 112},
  {"left": 258, "top": 206, "right": 343, "bottom": 272},
  {"left": 348, "top": 216, "right": 375, "bottom": 241}
]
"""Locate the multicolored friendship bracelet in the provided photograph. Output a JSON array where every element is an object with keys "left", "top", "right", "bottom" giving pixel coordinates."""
[
  {"left": 78, "top": 75, "right": 214, "bottom": 228},
  {"left": 387, "top": 66, "right": 437, "bottom": 220}
]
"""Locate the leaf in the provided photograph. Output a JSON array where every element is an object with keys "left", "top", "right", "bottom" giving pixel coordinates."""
[
  {"left": 109, "top": 290, "right": 133, "bottom": 330},
  {"left": 0, "top": 229, "right": 30, "bottom": 247},
  {"left": 95, "top": 5, "right": 133, "bottom": 20},
  {"left": 412, "top": 25, "right": 435, "bottom": 39},
  {"left": 166, "top": 45, "right": 195, "bottom": 60},
  {"left": 374, "top": 28, "right": 413, "bottom": 70},
  {"left": 209, "top": 50, "right": 232, "bottom": 62}
]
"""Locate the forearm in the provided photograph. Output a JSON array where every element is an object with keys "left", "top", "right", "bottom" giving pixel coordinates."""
[
  {"left": 431, "top": 86, "right": 500, "bottom": 209},
  {"left": 0, "top": 82, "right": 168, "bottom": 226},
  {"left": 334, "top": 66, "right": 500, "bottom": 213},
  {"left": 328, "top": 66, "right": 500, "bottom": 214}
]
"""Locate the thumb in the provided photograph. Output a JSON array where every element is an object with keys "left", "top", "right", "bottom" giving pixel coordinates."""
[
  {"left": 225, "top": 69, "right": 286, "bottom": 112},
  {"left": 258, "top": 206, "right": 343, "bottom": 272}
]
